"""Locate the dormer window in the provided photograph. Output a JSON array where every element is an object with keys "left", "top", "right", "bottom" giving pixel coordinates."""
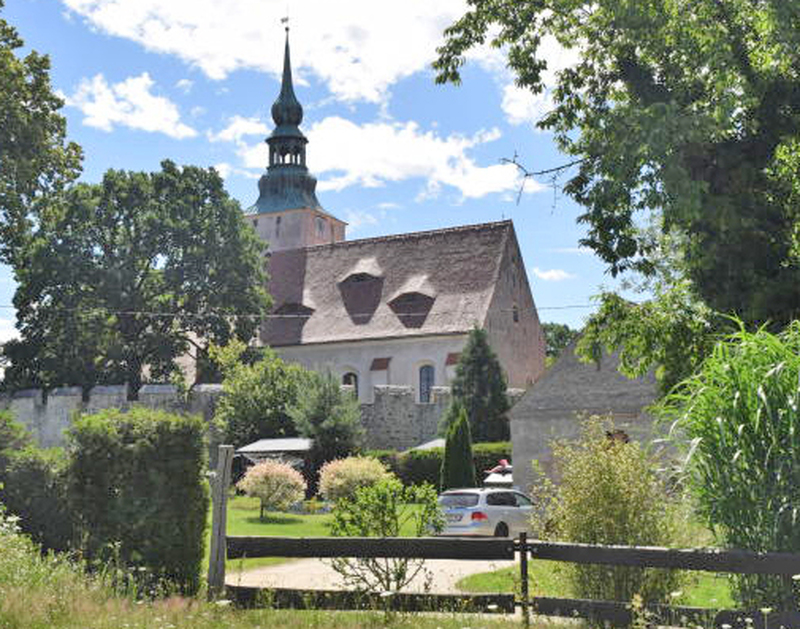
[
  {"left": 389, "top": 292, "right": 435, "bottom": 328},
  {"left": 274, "top": 302, "right": 315, "bottom": 318},
  {"left": 338, "top": 266, "right": 384, "bottom": 325}
]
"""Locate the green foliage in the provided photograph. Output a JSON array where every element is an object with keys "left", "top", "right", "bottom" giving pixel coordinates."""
[
  {"left": 317, "top": 456, "right": 393, "bottom": 502},
  {"left": 364, "top": 442, "right": 512, "bottom": 488},
  {"left": 440, "top": 406, "right": 477, "bottom": 490},
  {"left": 3, "top": 161, "right": 269, "bottom": 398},
  {"left": 0, "top": 446, "right": 73, "bottom": 552},
  {"left": 661, "top": 321, "right": 800, "bottom": 609},
  {"left": 435, "top": 0, "right": 800, "bottom": 327},
  {"left": 212, "top": 341, "right": 309, "bottom": 449},
  {"left": 576, "top": 282, "right": 720, "bottom": 394},
  {"left": 236, "top": 460, "right": 306, "bottom": 519},
  {"left": 534, "top": 417, "right": 682, "bottom": 604},
  {"left": 448, "top": 327, "right": 509, "bottom": 442},
  {"left": 0, "top": 0, "right": 82, "bottom": 268},
  {"left": 289, "top": 371, "right": 364, "bottom": 475},
  {"left": 68, "top": 407, "right": 209, "bottom": 595},
  {"left": 541, "top": 322, "right": 580, "bottom": 361},
  {"left": 0, "top": 411, "right": 32, "bottom": 479},
  {"left": 329, "top": 478, "right": 444, "bottom": 593}
]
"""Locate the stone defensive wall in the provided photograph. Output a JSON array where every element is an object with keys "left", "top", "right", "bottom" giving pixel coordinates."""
[{"left": 0, "top": 384, "right": 522, "bottom": 452}]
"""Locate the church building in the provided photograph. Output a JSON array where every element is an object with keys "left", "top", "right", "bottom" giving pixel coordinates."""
[{"left": 245, "top": 31, "right": 547, "bottom": 402}]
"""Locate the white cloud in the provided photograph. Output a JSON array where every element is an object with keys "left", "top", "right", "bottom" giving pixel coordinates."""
[
  {"left": 377, "top": 202, "right": 400, "bottom": 210},
  {"left": 228, "top": 116, "right": 541, "bottom": 200},
  {"left": 532, "top": 267, "right": 576, "bottom": 282},
  {"left": 470, "top": 34, "right": 581, "bottom": 128},
  {"left": 343, "top": 209, "right": 378, "bottom": 233},
  {"left": 0, "top": 318, "right": 18, "bottom": 344},
  {"left": 65, "top": 73, "right": 197, "bottom": 139},
  {"left": 62, "top": 0, "right": 468, "bottom": 103},
  {"left": 550, "top": 246, "right": 593, "bottom": 255},
  {"left": 213, "top": 162, "right": 259, "bottom": 180},
  {"left": 207, "top": 115, "right": 268, "bottom": 143},
  {"left": 218, "top": 115, "right": 541, "bottom": 200},
  {"left": 175, "top": 78, "right": 193, "bottom": 93}
]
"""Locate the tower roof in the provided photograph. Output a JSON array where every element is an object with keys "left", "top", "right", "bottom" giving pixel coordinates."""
[{"left": 247, "top": 27, "right": 325, "bottom": 216}]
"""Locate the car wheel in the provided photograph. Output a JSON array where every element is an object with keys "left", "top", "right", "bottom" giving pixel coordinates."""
[{"left": 494, "top": 522, "right": 509, "bottom": 538}]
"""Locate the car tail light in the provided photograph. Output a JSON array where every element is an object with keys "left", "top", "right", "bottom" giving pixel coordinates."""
[{"left": 471, "top": 511, "right": 488, "bottom": 522}]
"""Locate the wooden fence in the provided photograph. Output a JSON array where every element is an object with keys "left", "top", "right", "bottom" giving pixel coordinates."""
[{"left": 208, "top": 445, "right": 800, "bottom": 628}]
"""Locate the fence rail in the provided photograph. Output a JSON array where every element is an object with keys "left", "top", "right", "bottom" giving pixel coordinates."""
[{"left": 227, "top": 535, "right": 514, "bottom": 561}]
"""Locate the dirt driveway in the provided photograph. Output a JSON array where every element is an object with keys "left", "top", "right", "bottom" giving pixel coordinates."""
[{"left": 227, "top": 557, "right": 516, "bottom": 593}]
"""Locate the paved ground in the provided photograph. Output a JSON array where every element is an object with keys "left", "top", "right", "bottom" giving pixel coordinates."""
[{"left": 226, "top": 557, "right": 516, "bottom": 593}]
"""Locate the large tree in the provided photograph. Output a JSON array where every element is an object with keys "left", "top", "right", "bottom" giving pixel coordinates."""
[
  {"left": 3, "top": 161, "right": 269, "bottom": 398},
  {"left": 0, "top": 0, "right": 82, "bottom": 266},
  {"left": 435, "top": 0, "right": 800, "bottom": 326},
  {"left": 449, "top": 327, "right": 510, "bottom": 442}
]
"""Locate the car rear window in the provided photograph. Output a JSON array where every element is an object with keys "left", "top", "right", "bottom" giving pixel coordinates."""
[{"left": 439, "top": 493, "right": 480, "bottom": 508}]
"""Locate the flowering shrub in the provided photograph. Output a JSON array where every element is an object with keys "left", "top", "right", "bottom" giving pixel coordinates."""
[
  {"left": 237, "top": 460, "right": 306, "bottom": 518},
  {"left": 318, "top": 456, "right": 393, "bottom": 502}
]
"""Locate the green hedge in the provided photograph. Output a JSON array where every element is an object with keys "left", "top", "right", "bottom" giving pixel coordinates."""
[
  {"left": 68, "top": 408, "right": 209, "bottom": 595},
  {"left": 0, "top": 446, "right": 73, "bottom": 552},
  {"left": 365, "top": 441, "right": 512, "bottom": 489}
]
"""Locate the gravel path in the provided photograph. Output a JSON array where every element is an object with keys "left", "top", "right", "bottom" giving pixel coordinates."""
[{"left": 226, "top": 557, "right": 516, "bottom": 593}]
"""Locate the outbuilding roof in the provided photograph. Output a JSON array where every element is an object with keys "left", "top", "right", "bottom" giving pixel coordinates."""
[{"left": 261, "top": 220, "right": 514, "bottom": 347}]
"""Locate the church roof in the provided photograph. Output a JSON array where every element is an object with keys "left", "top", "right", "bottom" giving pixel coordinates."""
[{"left": 262, "top": 220, "right": 514, "bottom": 346}]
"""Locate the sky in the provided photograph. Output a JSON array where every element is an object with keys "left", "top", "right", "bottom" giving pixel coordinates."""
[{"left": 0, "top": 0, "right": 637, "bottom": 345}]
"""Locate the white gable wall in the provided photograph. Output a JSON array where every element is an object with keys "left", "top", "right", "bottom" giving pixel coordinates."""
[{"left": 274, "top": 334, "right": 468, "bottom": 402}]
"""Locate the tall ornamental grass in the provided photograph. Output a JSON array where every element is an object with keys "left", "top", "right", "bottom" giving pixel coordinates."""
[{"left": 662, "top": 322, "right": 800, "bottom": 608}]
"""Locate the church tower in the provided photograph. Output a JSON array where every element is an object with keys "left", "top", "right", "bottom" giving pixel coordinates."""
[{"left": 245, "top": 27, "right": 346, "bottom": 251}]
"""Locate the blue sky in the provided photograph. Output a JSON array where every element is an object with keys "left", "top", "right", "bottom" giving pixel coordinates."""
[{"left": 0, "top": 0, "right": 636, "bottom": 344}]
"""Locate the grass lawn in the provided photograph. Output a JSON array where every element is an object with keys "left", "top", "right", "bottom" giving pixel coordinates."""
[
  {"left": 208, "top": 495, "right": 427, "bottom": 574},
  {"left": 456, "top": 562, "right": 734, "bottom": 609}
]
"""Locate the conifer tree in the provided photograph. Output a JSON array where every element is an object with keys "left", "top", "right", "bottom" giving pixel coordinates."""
[
  {"left": 440, "top": 405, "right": 477, "bottom": 491},
  {"left": 450, "top": 327, "right": 510, "bottom": 442}
]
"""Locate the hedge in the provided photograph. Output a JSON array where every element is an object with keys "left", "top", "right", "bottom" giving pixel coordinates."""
[
  {"left": 68, "top": 408, "right": 209, "bottom": 595},
  {"left": 0, "top": 446, "right": 73, "bottom": 552},
  {"left": 364, "top": 441, "right": 512, "bottom": 489}
]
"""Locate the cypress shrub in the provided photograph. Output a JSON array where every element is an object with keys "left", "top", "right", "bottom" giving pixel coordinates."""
[
  {"left": 440, "top": 407, "right": 477, "bottom": 490},
  {"left": 0, "top": 446, "right": 73, "bottom": 552},
  {"left": 68, "top": 408, "right": 209, "bottom": 595}
]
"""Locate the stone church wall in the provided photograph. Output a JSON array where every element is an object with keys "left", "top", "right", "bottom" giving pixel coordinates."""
[{"left": 0, "top": 384, "right": 472, "bottom": 452}]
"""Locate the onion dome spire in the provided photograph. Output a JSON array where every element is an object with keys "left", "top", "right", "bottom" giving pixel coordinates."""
[
  {"left": 271, "top": 29, "right": 303, "bottom": 129},
  {"left": 246, "top": 25, "right": 323, "bottom": 215}
]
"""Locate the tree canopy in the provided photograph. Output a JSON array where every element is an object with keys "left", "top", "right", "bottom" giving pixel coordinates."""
[
  {"left": 3, "top": 162, "right": 270, "bottom": 398},
  {"left": 541, "top": 322, "right": 580, "bottom": 363},
  {"left": 435, "top": 0, "right": 800, "bottom": 326},
  {"left": 0, "top": 0, "right": 82, "bottom": 267},
  {"left": 211, "top": 341, "right": 308, "bottom": 449}
]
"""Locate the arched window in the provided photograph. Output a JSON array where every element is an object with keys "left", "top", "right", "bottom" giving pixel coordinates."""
[
  {"left": 419, "top": 364, "right": 434, "bottom": 404},
  {"left": 342, "top": 372, "right": 359, "bottom": 398},
  {"left": 275, "top": 216, "right": 281, "bottom": 238},
  {"left": 512, "top": 305, "right": 519, "bottom": 323}
]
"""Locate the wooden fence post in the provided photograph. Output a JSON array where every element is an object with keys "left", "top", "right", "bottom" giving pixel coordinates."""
[
  {"left": 207, "top": 444, "right": 234, "bottom": 600},
  {"left": 519, "top": 532, "right": 530, "bottom": 627}
]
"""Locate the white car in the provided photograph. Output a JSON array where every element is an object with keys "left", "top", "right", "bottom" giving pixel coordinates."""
[{"left": 437, "top": 487, "right": 533, "bottom": 538}]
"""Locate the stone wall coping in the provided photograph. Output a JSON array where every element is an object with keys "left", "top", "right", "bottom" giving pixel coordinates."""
[
  {"left": 89, "top": 385, "right": 128, "bottom": 396},
  {"left": 139, "top": 384, "right": 178, "bottom": 395},
  {"left": 51, "top": 387, "right": 83, "bottom": 397},
  {"left": 11, "top": 389, "right": 42, "bottom": 400}
]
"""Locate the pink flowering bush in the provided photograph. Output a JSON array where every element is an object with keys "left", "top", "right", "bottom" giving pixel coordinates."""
[
  {"left": 236, "top": 460, "right": 306, "bottom": 519},
  {"left": 317, "top": 456, "right": 393, "bottom": 502}
]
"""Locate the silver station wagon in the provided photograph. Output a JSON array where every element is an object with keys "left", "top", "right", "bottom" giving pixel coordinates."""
[{"left": 437, "top": 487, "right": 533, "bottom": 538}]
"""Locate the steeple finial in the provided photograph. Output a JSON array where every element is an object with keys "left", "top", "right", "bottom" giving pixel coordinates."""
[{"left": 271, "top": 24, "right": 303, "bottom": 128}]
